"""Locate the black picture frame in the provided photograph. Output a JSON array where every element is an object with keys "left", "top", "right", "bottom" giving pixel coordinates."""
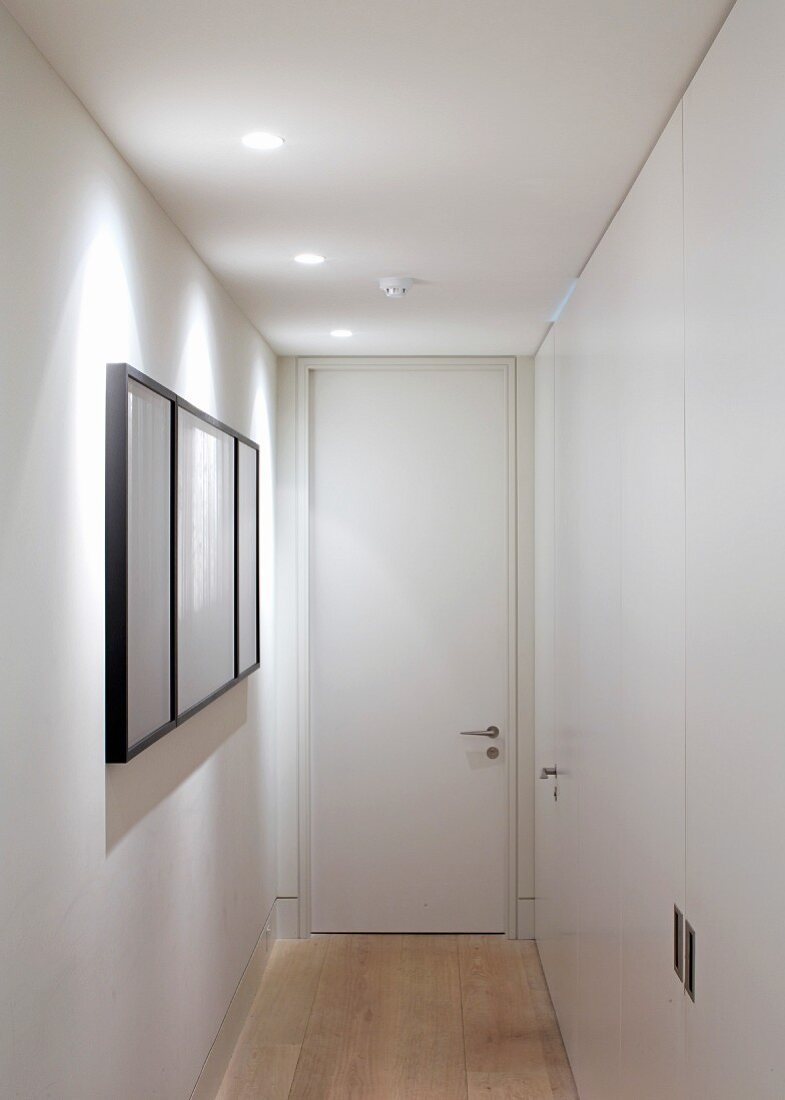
[
  {"left": 235, "top": 435, "right": 261, "bottom": 682},
  {"left": 105, "top": 363, "right": 261, "bottom": 763}
]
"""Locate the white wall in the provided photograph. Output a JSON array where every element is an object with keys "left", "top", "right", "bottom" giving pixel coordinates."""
[
  {"left": 274, "top": 358, "right": 299, "bottom": 905},
  {"left": 0, "top": 9, "right": 278, "bottom": 1099},
  {"left": 536, "top": 1, "right": 785, "bottom": 1096},
  {"left": 516, "top": 356, "right": 536, "bottom": 936}
]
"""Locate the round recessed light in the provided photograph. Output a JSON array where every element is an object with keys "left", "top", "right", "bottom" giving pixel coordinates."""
[
  {"left": 294, "top": 253, "right": 326, "bottom": 265},
  {"left": 331, "top": 329, "right": 353, "bottom": 338},
  {"left": 242, "top": 131, "right": 285, "bottom": 150}
]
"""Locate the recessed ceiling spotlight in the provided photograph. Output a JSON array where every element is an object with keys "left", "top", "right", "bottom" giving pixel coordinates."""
[
  {"left": 330, "top": 329, "right": 353, "bottom": 338},
  {"left": 242, "top": 131, "right": 285, "bottom": 150},
  {"left": 294, "top": 253, "right": 326, "bottom": 265}
]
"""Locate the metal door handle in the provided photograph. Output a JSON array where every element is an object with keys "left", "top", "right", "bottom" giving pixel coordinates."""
[
  {"left": 460, "top": 725, "right": 499, "bottom": 739},
  {"left": 540, "top": 766, "right": 557, "bottom": 779}
]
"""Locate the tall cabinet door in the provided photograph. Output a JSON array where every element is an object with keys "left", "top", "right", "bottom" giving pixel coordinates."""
[
  {"left": 557, "top": 229, "right": 624, "bottom": 1100},
  {"left": 684, "top": 1, "right": 785, "bottom": 1096},
  {"left": 548, "top": 322, "right": 581, "bottom": 1059},
  {"left": 536, "top": 328, "right": 583, "bottom": 1050},
  {"left": 534, "top": 330, "right": 561, "bottom": 960},
  {"left": 616, "top": 107, "right": 687, "bottom": 1100}
]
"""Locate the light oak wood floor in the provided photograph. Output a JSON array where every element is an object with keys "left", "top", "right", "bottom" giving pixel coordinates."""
[{"left": 217, "top": 935, "right": 577, "bottom": 1099}]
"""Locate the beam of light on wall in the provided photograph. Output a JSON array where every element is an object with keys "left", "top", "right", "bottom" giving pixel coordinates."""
[
  {"left": 549, "top": 278, "right": 578, "bottom": 323},
  {"left": 178, "top": 289, "right": 216, "bottom": 414},
  {"left": 76, "top": 218, "right": 139, "bottom": 586},
  {"left": 72, "top": 214, "right": 140, "bottom": 757},
  {"left": 250, "top": 365, "right": 275, "bottom": 652}
]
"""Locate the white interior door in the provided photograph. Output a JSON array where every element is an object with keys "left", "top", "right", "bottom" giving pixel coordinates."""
[{"left": 308, "top": 362, "right": 513, "bottom": 933}]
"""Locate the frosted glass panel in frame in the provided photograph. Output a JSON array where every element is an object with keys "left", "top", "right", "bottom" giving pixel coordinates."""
[
  {"left": 127, "top": 379, "right": 172, "bottom": 748},
  {"left": 177, "top": 409, "right": 235, "bottom": 713},
  {"left": 237, "top": 440, "right": 258, "bottom": 673}
]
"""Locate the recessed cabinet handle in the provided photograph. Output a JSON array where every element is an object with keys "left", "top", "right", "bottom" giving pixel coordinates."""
[
  {"left": 540, "top": 766, "right": 557, "bottom": 779},
  {"left": 685, "top": 921, "right": 696, "bottom": 1002},
  {"left": 674, "top": 906, "right": 684, "bottom": 982}
]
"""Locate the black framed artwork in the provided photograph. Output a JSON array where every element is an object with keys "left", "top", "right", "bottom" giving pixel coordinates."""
[{"left": 105, "top": 364, "right": 260, "bottom": 763}]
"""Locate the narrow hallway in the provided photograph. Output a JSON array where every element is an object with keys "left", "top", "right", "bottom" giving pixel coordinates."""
[
  {"left": 8, "top": 0, "right": 785, "bottom": 1096},
  {"left": 218, "top": 936, "right": 577, "bottom": 1099}
]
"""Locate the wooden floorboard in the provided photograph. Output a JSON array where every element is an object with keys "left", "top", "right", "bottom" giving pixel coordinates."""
[
  {"left": 390, "top": 935, "right": 468, "bottom": 1099},
  {"left": 217, "top": 935, "right": 576, "bottom": 1100},
  {"left": 519, "top": 942, "right": 579, "bottom": 1100},
  {"left": 288, "top": 934, "right": 405, "bottom": 1100},
  {"left": 216, "top": 938, "right": 328, "bottom": 1100},
  {"left": 458, "top": 936, "right": 558, "bottom": 1099}
]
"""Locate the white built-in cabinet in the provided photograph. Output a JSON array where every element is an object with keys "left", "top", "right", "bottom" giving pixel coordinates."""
[
  {"left": 535, "top": 1, "right": 785, "bottom": 1095},
  {"left": 683, "top": 0, "right": 785, "bottom": 1095}
]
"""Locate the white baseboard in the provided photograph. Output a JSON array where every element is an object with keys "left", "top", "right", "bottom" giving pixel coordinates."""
[
  {"left": 517, "top": 898, "right": 535, "bottom": 939},
  {"left": 190, "top": 897, "right": 281, "bottom": 1100}
]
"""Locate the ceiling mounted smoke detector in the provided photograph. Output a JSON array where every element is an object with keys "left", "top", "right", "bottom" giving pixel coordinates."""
[{"left": 379, "top": 276, "right": 413, "bottom": 298}]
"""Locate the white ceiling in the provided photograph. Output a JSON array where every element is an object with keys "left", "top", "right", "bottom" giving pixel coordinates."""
[{"left": 7, "top": 0, "right": 734, "bottom": 356}]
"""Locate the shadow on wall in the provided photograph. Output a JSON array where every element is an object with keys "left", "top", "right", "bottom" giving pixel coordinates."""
[{"left": 105, "top": 680, "right": 249, "bottom": 853}]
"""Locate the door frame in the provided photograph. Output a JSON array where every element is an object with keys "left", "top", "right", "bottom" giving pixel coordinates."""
[{"left": 295, "top": 356, "right": 519, "bottom": 937}]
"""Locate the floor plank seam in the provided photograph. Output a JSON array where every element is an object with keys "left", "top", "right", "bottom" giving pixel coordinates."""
[{"left": 456, "top": 935, "right": 470, "bottom": 1099}]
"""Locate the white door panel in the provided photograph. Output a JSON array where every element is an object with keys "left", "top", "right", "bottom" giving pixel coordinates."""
[
  {"left": 534, "top": 331, "right": 559, "bottom": 956},
  {"left": 309, "top": 365, "right": 511, "bottom": 933},
  {"left": 565, "top": 236, "right": 623, "bottom": 1100},
  {"left": 684, "top": 1, "right": 785, "bottom": 1094},
  {"left": 549, "top": 313, "right": 582, "bottom": 1062},
  {"left": 617, "top": 107, "right": 686, "bottom": 1100}
]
